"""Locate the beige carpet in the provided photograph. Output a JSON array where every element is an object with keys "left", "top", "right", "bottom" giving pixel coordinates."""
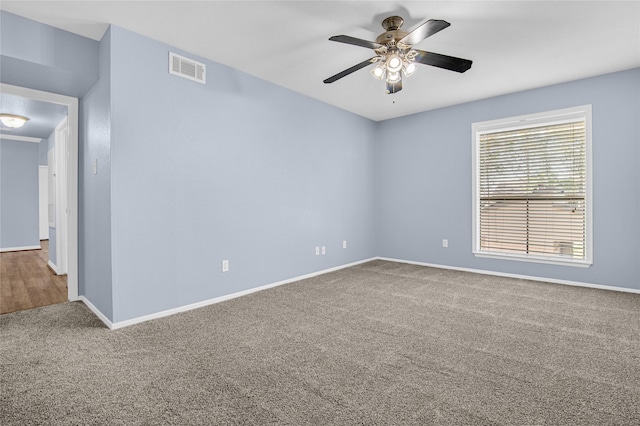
[{"left": 2, "top": 260, "right": 639, "bottom": 425}]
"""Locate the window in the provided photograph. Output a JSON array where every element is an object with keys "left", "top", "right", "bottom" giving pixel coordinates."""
[{"left": 472, "top": 105, "right": 592, "bottom": 267}]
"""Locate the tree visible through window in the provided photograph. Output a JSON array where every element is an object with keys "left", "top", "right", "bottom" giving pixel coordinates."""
[{"left": 472, "top": 106, "right": 591, "bottom": 266}]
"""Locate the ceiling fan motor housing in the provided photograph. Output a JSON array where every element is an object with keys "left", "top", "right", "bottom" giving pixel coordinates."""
[
  {"left": 381, "top": 16, "right": 404, "bottom": 31},
  {"left": 377, "top": 16, "right": 409, "bottom": 46}
]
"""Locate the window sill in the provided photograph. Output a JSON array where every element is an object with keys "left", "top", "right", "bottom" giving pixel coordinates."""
[{"left": 474, "top": 251, "right": 592, "bottom": 268}]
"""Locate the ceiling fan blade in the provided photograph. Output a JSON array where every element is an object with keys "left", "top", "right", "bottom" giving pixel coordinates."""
[
  {"left": 323, "top": 57, "right": 377, "bottom": 84},
  {"left": 399, "top": 19, "right": 450, "bottom": 46},
  {"left": 413, "top": 50, "right": 472, "bottom": 73},
  {"left": 386, "top": 79, "right": 402, "bottom": 94},
  {"left": 329, "top": 35, "right": 383, "bottom": 50}
]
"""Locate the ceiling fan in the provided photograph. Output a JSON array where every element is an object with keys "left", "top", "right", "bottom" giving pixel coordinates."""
[{"left": 323, "top": 16, "right": 472, "bottom": 94}]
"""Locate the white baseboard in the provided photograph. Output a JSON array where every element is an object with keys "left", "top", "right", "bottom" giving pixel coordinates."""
[
  {"left": 0, "top": 245, "right": 41, "bottom": 252},
  {"left": 88, "top": 257, "right": 377, "bottom": 330},
  {"left": 80, "top": 255, "right": 639, "bottom": 331},
  {"left": 79, "top": 296, "right": 114, "bottom": 329},
  {"left": 376, "top": 257, "right": 640, "bottom": 294},
  {"left": 47, "top": 260, "right": 59, "bottom": 274}
]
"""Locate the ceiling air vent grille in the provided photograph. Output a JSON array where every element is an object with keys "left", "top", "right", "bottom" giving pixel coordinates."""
[{"left": 169, "top": 52, "right": 206, "bottom": 84}]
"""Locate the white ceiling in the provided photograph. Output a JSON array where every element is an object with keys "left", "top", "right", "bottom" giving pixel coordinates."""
[{"left": 2, "top": 1, "right": 639, "bottom": 121}]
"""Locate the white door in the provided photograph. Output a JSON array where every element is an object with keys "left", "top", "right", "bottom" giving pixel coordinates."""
[{"left": 38, "top": 165, "right": 49, "bottom": 240}]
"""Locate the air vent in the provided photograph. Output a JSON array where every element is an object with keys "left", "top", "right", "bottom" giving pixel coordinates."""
[{"left": 169, "top": 52, "right": 206, "bottom": 84}]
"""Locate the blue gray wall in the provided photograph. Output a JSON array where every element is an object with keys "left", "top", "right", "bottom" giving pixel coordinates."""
[
  {"left": 1, "top": 10, "right": 106, "bottom": 309},
  {"left": 78, "top": 27, "right": 113, "bottom": 319},
  {"left": 1, "top": 11, "right": 638, "bottom": 326},
  {"left": 0, "top": 12, "right": 99, "bottom": 98},
  {"left": 376, "top": 68, "right": 640, "bottom": 291},
  {"left": 0, "top": 140, "right": 39, "bottom": 249},
  {"left": 38, "top": 139, "right": 47, "bottom": 165},
  {"left": 108, "top": 26, "right": 376, "bottom": 322}
]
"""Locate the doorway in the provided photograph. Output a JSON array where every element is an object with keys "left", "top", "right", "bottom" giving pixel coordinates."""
[
  {"left": 0, "top": 244, "right": 68, "bottom": 314},
  {"left": 1, "top": 83, "right": 79, "bottom": 303}
]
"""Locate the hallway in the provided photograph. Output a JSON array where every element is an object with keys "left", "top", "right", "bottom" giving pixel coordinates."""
[{"left": 0, "top": 241, "right": 67, "bottom": 314}]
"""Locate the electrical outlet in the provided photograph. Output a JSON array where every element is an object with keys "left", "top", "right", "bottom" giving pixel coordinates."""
[
  {"left": 222, "top": 259, "right": 229, "bottom": 272},
  {"left": 343, "top": 240, "right": 347, "bottom": 249},
  {"left": 322, "top": 246, "right": 326, "bottom": 255},
  {"left": 315, "top": 246, "right": 320, "bottom": 255},
  {"left": 442, "top": 239, "right": 448, "bottom": 248}
]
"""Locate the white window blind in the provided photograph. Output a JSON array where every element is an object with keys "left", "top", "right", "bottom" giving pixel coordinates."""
[{"left": 473, "top": 106, "right": 591, "bottom": 266}]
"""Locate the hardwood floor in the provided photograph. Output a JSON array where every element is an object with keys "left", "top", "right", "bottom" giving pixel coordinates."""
[{"left": 0, "top": 241, "right": 68, "bottom": 315}]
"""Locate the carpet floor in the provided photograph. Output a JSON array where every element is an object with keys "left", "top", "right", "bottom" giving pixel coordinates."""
[{"left": 1, "top": 260, "right": 639, "bottom": 425}]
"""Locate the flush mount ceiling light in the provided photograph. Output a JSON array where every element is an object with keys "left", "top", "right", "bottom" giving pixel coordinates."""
[
  {"left": 0, "top": 113, "right": 29, "bottom": 129},
  {"left": 324, "top": 15, "right": 472, "bottom": 94}
]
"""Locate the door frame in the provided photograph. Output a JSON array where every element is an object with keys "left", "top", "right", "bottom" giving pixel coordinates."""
[
  {"left": 55, "top": 116, "right": 69, "bottom": 276},
  {"left": 2, "top": 83, "right": 79, "bottom": 301},
  {"left": 38, "top": 165, "right": 49, "bottom": 240}
]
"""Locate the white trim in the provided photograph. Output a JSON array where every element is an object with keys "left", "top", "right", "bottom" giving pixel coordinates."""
[
  {"left": 474, "top": 108, "right": 587, "bottom": 133},
  {"left": 54, "top": 116, "right": 68, "bottom": 276},
  {"left": 80, "top": 256, "right": 639, "bottom": 330},
  {"left": 38, "top": 166, "right": 49, "bottom": 240},
  {"left": 0, "top": 245, "right": 41, "bottom": 252},
  {"left": 376, "top": 257, "right": 640, "bottom": 294},
  {"left": 47, "top": 260, "right": 58, "bottom": 274},
  {"left": 1, "top": 84, "right": 79, "bottom": 302},
  {"left": 98, "top": 258, "right": 376, "bottom": 330},
  {"left": 473, "top": 252, "right": 592, "bottom": 268},
  {"left": 47, "top": 148, "right": 55, "bottom": 227},
  {"left": 79, "top": 296, "right": 114, "bottom": 329},
  {"left": 584, "top": 105, "right": 593, "bottom": 266},
  {"left": 0, "top": 134, "right": 42, "bottom": 143},
  {"left": 471, "top": 104, "right": 593, "bottom": 267}
]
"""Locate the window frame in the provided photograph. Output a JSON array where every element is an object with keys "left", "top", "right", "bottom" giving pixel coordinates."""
[{"left": 472, "top": 105, "right": 593, "bottom": 267}]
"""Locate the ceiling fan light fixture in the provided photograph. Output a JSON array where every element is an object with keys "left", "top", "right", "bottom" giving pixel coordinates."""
[
  {"left": 386, "top": 71, "right": 401, "bottom": 83},
  {"left": 0, "top": 113, "right": 29, "bottom": 129},
  {"left": 386, "top": 55, "right": 403, "bottom": 72},
  {"left": 324, "top": 15, "right": 472, "bottom": 95},
  {"left": 371, "top": 63, "right": 386, "bottom": 80},
  {"left": 403, "top": 61, "right": 418, "bottom": 77}
]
